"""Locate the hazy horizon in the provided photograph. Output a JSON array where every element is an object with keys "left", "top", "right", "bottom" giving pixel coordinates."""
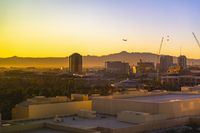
[
  {"left": 0, "top": 51, "right": 200, "bottom": 59},
  {"left": 0, "top": 51, "right": 200, "bottom": 68},
  {"left": 1, "top": 0, "right": 200, "bottom": 59}
]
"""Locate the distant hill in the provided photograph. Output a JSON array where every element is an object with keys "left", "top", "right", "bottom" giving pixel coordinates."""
[{"left": 0, "top": 51, "right": 199, "bottom": 68}]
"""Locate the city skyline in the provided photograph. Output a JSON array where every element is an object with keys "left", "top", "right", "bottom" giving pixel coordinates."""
[{"left": 0, "top": 0, "right": 200, "bottom": 58}]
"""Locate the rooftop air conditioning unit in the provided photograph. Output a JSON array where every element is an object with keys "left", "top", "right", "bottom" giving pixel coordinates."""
[{"left": 78, "top": 110, "right": 96, "bottom": 119}]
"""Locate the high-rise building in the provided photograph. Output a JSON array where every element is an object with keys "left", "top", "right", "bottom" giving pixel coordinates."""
[
  {"left": 105, "top": 61, "right": 130, "bottom": 75},
  {"left": 160, "top": 55, "right": 173, "bottom": 73},
  {"left": 178, "top": 55, "right": 187, "bottom": 70},
  {"left": 69, "top": 53, "right": 82, "bottom": 74}
]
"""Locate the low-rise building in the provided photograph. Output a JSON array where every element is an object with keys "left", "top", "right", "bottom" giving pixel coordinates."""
[
  {"left": 71, "top": 94, "right": 89, "bottom": 101},
  {"left": 3, "top": 91, "right": 200, "bottom": 133},
  {"left": 12, "top": 96, "right": 92, "bottom": 120},
  {"left": 111, "top": 79, "right": 141, "bottom": 89},
  {"left": 160, "top": 55, "right": 173, "bottom": 73},
  {"left": 167, "top": 65, "right": 181, "bottom": 74},
  {"left": 105, "top": 61, "right": 130, "bottom": 75},
  {"left": 136, "top": 61, "right": 155, "bottom": 74},
  {"left": 181, "top": 84, "right": 200, "bottom": 92},
  {"left": 161, "top": 75, "right": 200, "bottom": 86},
  {"left": 92, "top": 91, "right": 200, "bottom": 118},
  {"left": 178, "top": 55, "right": 187, "bottom": 70}
]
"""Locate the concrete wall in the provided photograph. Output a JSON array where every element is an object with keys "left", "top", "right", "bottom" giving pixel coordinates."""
[
  {"left": 158, "top": 99, "right": 200, "bottom": 118},
  {"left": 117, "top": 111, "right": 150, "bottom": 123},
  {"left": 12, "top": 101, "right": 92, "bottom": 120},
  {"left": 29, "top": 101, "right": 92, "bottom": 119},
  {"left": 93, "top": 97, "right": 200, "bottom": 119},
  {"left": 0, "top": 122, "right": 99, "bottom": 133},
  {"left": 45, "top": 123, "right": 100, "bottom": 133},
  {"left": 12, "top": 106, "right": 29, "bottom": 120},
  {"left": 71, "top": 94, "right": 89, "bottom": 101},
  {"left": 92, "top": 98, "right": 159, "bottom": 115}
]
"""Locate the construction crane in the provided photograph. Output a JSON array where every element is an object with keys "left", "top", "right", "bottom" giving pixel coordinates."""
[
  {"left": 156, "top": 37, "right": 164, "bottom": 81},
  {"left": 158, "top": 37, "right": 164, "bottom": 56},
  {"left": 192, "top": 32, "right": 200, "bottom": 48}
]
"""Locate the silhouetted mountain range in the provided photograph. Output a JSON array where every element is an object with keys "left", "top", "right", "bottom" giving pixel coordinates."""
[{"left": 0, "top": 51, "right": 199, "bottom": 68}]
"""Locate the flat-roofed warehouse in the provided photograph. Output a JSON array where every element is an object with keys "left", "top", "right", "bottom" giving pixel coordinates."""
[
  {"left": 12, "top": 95, "right": 91, "bottom": 120},
  {"left": 92, "top": 92, "right": 200, "bottom": 118},
  {"left": 3, "top": 91, "right": 200, "bottom": 133}
]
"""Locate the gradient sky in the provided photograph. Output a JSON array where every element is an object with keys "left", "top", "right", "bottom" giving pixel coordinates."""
[{"left": 0, "top": 0, "right": 200, "bottom": 58}]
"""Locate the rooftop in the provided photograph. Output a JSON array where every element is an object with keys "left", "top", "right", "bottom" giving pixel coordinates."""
[
  {"left": 124, "top": 94, "right": 200, "bottom": 103},
  {"left": 9, "top": 114, "right": 133, "bottom": 130},
  {"left": 16, "top": 96, "right": 71, "bottom": 106},
  {"left": 59, "top": 115, "right": 133, "bottom": 129}
]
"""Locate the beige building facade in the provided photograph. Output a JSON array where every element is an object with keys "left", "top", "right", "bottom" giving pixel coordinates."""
[
  {"left": 92, "top": 92, "right": 200, "bottom": 119},
  {"left": 12, "top": 96, "right": 92, "bottom": 120}
]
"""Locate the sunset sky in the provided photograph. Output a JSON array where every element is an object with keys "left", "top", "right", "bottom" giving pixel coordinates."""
[{"left": 0, "top": 0, "right": 200, "bottom": 58}]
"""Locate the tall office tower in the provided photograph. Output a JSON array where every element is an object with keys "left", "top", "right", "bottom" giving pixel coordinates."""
[
  {"left": 69, "top": 53, "right": 82, "bottom": 74},
  {"left": 105, "top": 61, "right": 130, "bottom": 75},
  {"left": 178, "top": 55, "right": 187, "bottom": 70},
  {"left": 160, "top": 55, "right": 173, "bottom": 73}
]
